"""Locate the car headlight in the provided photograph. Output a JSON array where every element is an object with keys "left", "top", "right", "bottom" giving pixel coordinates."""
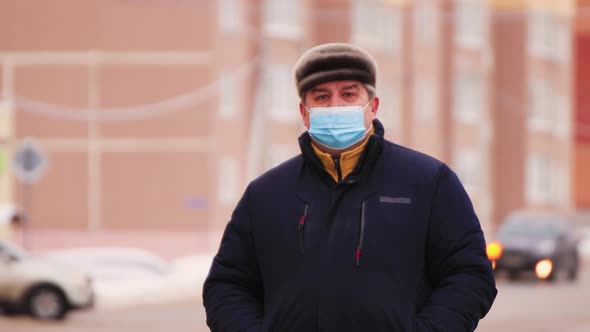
[
  {"left": 486, "top": 241, "right": 503, "bottom": 261},
  {"left": 535, "top": 240, "right": 556, "bottom": 256}
]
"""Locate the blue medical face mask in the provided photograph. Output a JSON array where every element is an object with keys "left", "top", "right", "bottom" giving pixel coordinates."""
[{"left": 305, "top": 102, "right": 372, "bottom": 151}]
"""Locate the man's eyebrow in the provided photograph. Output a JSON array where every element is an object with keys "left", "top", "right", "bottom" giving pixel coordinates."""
[
  {"left": 309, "top": 87, "right": 330, "bottom": 94},
  {"left": 342, "top": 84, "right": 360, "bottom": 91}
]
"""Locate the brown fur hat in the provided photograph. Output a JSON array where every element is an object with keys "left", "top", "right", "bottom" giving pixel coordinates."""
[{"left": 294, "top": 43, "right": 377, "bottom": 99}]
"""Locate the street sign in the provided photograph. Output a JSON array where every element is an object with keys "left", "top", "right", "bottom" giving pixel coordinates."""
[{"left": 13, "top": 138, "right": 48, "bottom": 184}]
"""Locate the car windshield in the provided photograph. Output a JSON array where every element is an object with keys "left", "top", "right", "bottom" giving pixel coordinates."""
[
  {"left": 0, "top": 241, "right": 28, "bottom": 260},
  {"left": 498, "top": 218, "right": 560, "bottom": 239}
]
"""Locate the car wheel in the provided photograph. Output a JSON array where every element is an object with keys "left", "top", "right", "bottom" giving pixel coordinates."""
[
  {"left": 25, "top": 286, "right": 68, "bottom": 320},
  {"left": 547, "top": 260, "right": 570, "bottom": 283},
  {"left": 567, "top": 254, "right": 579, "bottom": 282},
  {"left": 0, "top": 305, "right": 19, "bottom": 316}
]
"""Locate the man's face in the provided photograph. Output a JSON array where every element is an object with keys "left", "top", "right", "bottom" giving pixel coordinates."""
[{"left": 299, "top": 80, "right": 379, "bottom": 130}]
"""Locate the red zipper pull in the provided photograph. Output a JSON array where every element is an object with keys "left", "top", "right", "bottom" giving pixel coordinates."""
[
  {"left": 298, "top": 214, "right": 306, "bottom": 231},
  {"left": 298, "top": 204, "right": 308, "bottom": 231},
  {"left": 299, "top": 204, "right": 309, "bottom": 254}
]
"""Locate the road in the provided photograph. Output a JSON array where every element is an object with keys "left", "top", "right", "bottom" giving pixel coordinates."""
[
  {"left": 477, "top": 263, "right": 590, "bottom": 332},
  {"left": 1, "top": 264, "right": 589, "bottom": 332},
  {"left": 0, "top": 300, "right": 208, "bottom": 332}
]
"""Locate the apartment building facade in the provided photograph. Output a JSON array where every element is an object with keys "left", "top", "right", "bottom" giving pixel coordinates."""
[
  {"left": 489, "top": 0, "right": 527, "bottom": 231},
  {"left": 0, "top": 1, "right": 258, "bottom": 232},
  {"left": 0, "top": 0, "right": 585, "bottom": 236},
  {"left": 524, "top": 0, "right": 574, "bottom": 214},
  {"left": 410, "top": 0, "right": 453, "bottom": 164},
  {"left": 449, "top": 0, "right": 496, "bottom": 233}
]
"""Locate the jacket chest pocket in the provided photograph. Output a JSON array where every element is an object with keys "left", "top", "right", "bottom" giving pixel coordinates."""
[
  {"left": 361, "top": 195, "right": 427, "bottom": 270},
  {"left": 254, "top": 200, "right": 311, "bottom": 261}
]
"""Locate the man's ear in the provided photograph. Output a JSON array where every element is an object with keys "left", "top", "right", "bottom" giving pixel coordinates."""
[
  {"left": 299, "top": 103, "right": 310, "bottom": 128},
  {"left": 370, "top": 97, "right": 380, "bottom": 119}
]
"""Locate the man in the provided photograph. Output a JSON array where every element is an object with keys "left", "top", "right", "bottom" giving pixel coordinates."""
[{"left": 203, "top": 43, "right": 497, "bottom": 332}]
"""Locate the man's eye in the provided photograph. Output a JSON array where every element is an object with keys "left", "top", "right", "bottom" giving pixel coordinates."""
[
  {"left": 316, "top": 95, "right": 329, "bottom": 101},
  {"left": 343, "top": 92, "right": 354, "bottom": 98}
]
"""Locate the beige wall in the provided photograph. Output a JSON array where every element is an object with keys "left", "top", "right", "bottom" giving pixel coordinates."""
[
  {"left": 15, "top": 66, "right": 89, "bottom": 138},
  {"left": 0, "top": 1, "right": 253, "bottom": 231},
  {"left": 0, "top": 1, "right": 215, "bottom": 51},
  {"left": 15, "top": 151, "right": 89, "bottom": 228}
]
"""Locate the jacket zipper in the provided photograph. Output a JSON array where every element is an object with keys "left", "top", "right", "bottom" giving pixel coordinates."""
[
  {"left": 298, "top": 204, "right": 308, "bottom": 254},
  {"left": 356, "top": 201, "right": 366, "bottom": 267},
  {"left": 333, "top": 157, "right": 343, "bottom": 183}
]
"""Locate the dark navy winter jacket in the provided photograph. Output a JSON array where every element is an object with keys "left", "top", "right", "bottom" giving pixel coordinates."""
[{"left": 203, "top": 120, "right": 497, "bottom": 332}]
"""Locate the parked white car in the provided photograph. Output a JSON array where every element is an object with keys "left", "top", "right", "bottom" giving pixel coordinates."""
[
  {"left": 45, "top": 247, "right": 172, "bottom": 280},
  {"left": 0, "top": 241, "right": 94, "bottom": 320}
]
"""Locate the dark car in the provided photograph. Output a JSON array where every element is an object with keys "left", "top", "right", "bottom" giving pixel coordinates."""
[{"left": 487, "top": 211, "right": 580, "bottom": 282}]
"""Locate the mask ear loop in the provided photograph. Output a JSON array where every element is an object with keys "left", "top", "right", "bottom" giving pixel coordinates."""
[
  {"left": 363, "top": 99, "right": 377, "bottom": 131},
  {"left": 361, "top": 100, "right": 371, "bottom": 111}
]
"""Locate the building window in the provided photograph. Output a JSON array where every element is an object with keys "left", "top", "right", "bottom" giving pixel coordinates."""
[
  {"left": 263, "top": 0, "right": 302, "bottom": 39},
  {"left": 529, "top": 11, "right": 548, "bottom": 56},
  {"left": 555, "top": 21, "right": 572, "bottom": 63},
  {"left": 454, "top": 71, "right": 484, "bottom": 123},
  {"left": 267, "top": 64, "right": 299, "bottom": 123},
  {"left": 455, "top": 0, "right": 488, "bottom": 48},
  {"left": 529, "top": 77, "right": 571, "bottom": 137},
  {"left": 0, "top": 100, "right": 14, "bottom": 114},
  {"left": 352, "top": 0, "right": 401, "bottom": 53},
  {"left": 555, "top": 164, "right": 570, "bottom": 207},
  {"left": 554, "top": 93, "right": 571, "bottom": 138},
  {"left": 219, "top": 0, "right": 244, "bottom": 33},
  {"left": 218, "top": 73, "right": 238, "bottom": 120},
  {"left": 526, "top": 152, "right": 571, "bottom": 207},
  {"left": 453, "top": 149, "right": 480, "bottom": 195},
  {"left": 218, "top": 156, "right": 240, "bottom": 206},
  {"left": 414, "top": 78, "right": 437, "bottom": 122},
  {"left": 528, "top": 11, "right": 572, "bottom": 63},
  {"left": 528, "top": 77, "right": 553, "bottom": 132},
  {"left": 526, "top": 153, "right": 553, "bottom": 204},
  {"left": 414, "top": 1, "right": 439, "bottom": 46}
]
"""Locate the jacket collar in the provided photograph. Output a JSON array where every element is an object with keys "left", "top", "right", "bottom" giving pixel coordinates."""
[{"left": 298, "top": 118, "right": 385, "bottom": 187}]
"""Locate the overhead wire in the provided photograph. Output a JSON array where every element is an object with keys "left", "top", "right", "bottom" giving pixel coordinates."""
[{"left": 5, "top": 58, "right": 259, "bottom": 122}]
